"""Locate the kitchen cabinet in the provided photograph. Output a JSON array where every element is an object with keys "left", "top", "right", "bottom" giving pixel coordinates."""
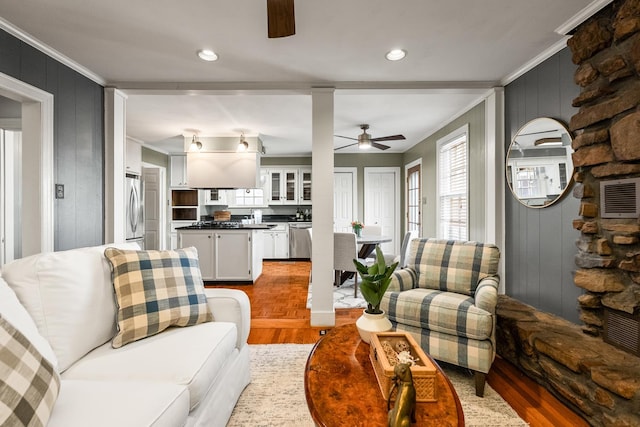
[
  {"left": 177, "top": 229, "right": 263, "bottom": 282},
  {"left": 170, "top": 155, "right": 188, "bottom": 187},
  {"left": 299, "top": 167, "right": 312, "bottom": 205},
  {"left": 200, "top": 188, "right": 228, "bottom": 205},
  {"left": 125, "top": 139, "right": 142, "bottom": 176},
  {"left": 263, "top": 223, "right": 289, "bottom": 259},
  {"left": 267, "top": 168, "right": 299, "bottom": 205},
  {"left": 179, "top": 230, "right": 214, "bottom": 280},
  {"left": 215, "top": 231, "right": 252, "bottom": 280}
]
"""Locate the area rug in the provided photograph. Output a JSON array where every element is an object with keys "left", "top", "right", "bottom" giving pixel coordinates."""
[
  {"left": 227, "top": 344, "right": 528, "bottom": 427},
  {"left": 305, "top": 277, "right": 367, "bottom": 309}
]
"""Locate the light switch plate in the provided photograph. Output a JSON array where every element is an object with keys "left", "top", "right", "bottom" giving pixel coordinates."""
[{"left": 55, "top": 184, "right": 64, "bottom": 199}]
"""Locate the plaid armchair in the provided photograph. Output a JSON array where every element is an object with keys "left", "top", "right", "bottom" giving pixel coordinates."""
[{"left": 380, "top": 238, "right": 500, "bottom": 397}]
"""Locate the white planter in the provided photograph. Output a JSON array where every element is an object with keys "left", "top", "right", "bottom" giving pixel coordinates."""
[{"left": 356, "top": 309, "right": 393, "bottom": 344}]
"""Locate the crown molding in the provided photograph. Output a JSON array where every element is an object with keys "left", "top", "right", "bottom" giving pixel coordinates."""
[
  {"left": 0, "top": 17, "right": 106, "bottom": 86},
  {"left": 500, "top": 37, "right": 570, "bottom": 87},
  {"left": 555, "top": 0, "right": 614, "bottom": 35}
]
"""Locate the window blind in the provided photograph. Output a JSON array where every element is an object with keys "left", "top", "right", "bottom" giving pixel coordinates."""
[{"left": 438, "top": 134, "right": 468, "bottom": 240}]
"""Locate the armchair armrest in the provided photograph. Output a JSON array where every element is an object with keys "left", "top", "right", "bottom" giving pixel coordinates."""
[
  {"left": 204, "top": 288, "right": 251, "bottom": 350},
  {"left": 388, "top": 268, "right": 418, "bottom": 292},
  {"left": 474, "top": 276, "right": 499, "bottom": 313}
]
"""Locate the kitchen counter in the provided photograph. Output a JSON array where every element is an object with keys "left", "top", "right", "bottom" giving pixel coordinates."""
[{"left": 176, "top": 224, "right": 276, "bottom": 230}]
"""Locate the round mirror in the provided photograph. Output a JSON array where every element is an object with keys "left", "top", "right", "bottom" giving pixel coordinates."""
[{"left": 506, "top": 117, "right": 574, "bottom": 208}]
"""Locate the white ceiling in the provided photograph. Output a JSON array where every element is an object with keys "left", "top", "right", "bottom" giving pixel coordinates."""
[{"left": 0, "top": 0, "right": 606, "bottom": 155}]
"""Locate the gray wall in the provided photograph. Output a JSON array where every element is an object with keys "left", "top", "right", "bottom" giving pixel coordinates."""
[
  {"left": 504, "top": 47, "right": 582, "bottom": 323},
  {"left": 0, "top": 29, "right": 104, "bottom": 251},
  {"left": 403, "top": 102, "right": 487, "bottom": 241}
]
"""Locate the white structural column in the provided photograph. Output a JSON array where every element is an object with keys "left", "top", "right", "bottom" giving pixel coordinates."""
[
  {"left": 310, "top": 88, "right": 336, "bottom": 326},
  {"left": 104, "top": 88, "right": 127, "bottom": 244},
  {"left": 484, "top": 87, "right": 505, "bottom": 292}
]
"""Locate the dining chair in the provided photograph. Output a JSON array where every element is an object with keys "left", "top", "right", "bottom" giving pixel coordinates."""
[
  {"left": 383, "top": 230, "right": 419, "bottom": 268},
  {"left": 333, "top": 232, "right": 367, "bottom": 298},
  {"left": 360, "top": 225, "right": 382, "bottom": 236}
]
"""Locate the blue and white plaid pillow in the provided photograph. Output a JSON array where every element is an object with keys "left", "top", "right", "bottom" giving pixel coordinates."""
[{"left": 104, "top": 247, "right": 213, "bottom": 348}]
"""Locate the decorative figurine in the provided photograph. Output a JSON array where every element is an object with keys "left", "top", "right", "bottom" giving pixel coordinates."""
[{"left": 387, "top": 362, "right": 417, "bottom": 427}]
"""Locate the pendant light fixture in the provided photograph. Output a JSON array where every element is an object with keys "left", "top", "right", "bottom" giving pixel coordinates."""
[
  {"left": 189, "top": 135, "right": 202, "bottom": 152},
  {"left": 237, "top": 133, "right": 249, "bottom": 152}
]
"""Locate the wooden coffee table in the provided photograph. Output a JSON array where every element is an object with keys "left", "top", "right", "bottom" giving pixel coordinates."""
[{"left": 304, "top": 324, "right": 464, "bottom": 426}]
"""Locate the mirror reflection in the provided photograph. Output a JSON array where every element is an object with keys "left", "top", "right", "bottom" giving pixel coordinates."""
[{"left": 506, "top": 117, "right": 574, "bottom": 208}]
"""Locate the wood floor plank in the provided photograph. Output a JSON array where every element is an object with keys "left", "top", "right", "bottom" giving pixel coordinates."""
[{"left": 207, "top": 260, "right": 589, "bottom": 427}]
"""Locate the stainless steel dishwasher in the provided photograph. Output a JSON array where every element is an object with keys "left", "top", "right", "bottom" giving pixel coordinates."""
[{"left": 288, "top": 222, "right": 312, "bottom": 259}]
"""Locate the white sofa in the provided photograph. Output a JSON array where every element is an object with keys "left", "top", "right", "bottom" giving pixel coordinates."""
[{"left": 0, "top": 243, "right": 251, "bottom": 427}]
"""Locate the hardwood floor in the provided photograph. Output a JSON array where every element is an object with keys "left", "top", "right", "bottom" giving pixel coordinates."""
[{"left": 208, "top": 260, "right": 589, "bottom": 427}]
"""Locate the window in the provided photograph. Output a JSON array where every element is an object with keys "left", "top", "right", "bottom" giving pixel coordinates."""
[
  {"left": 406, "top": 162, "right": 421, "bottom": 233},
  {"left": 437, "top": 126, "right": 468, "bottom": 240}
]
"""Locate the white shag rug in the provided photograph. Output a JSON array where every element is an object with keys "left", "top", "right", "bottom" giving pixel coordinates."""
[
  {"left": 227, "top": 344, "right": 528, "bottom": 427},
  {"left": 306, "top": 277, "right": 367, "bottom": 309}
]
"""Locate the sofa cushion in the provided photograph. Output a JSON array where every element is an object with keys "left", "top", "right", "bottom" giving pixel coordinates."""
[
  {"left": 0, "top": 277, "right": 57, "bottom": 369},
  {"left": 0, "top": 316, "right": 60, "bottom": 427},
  {"left": 383, "top": 288, "right": 494, "bottom": 340},
  {"left": 408, "top": 239, "right": 499, "bottom": 296},
  {"left": 48, "top": 380, "right": 189, "bottom": 427},
  {"left": 61, "top": 321, "right": 238, "bottom": 410},
  {"left": 104, "top": 247, "right": 213, "bottom": 348},
  {"left": 0, "top": 243, "right": 140, "bottom": 372}
]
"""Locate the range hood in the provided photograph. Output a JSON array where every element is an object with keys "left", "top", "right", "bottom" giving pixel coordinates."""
[{"left": 187, "top": 152, "right": 260, "bottom": 189}]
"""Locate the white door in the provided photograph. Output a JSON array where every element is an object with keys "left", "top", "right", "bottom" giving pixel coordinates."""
[
  {"left": 333, "top": 168, "right": 357, "bottom": 232},
  {"left": 143, "top": 166, "right": 165, "bottom": 250},
  {"left": 364, "top": 167, "right": 400, "bottom": 255}
]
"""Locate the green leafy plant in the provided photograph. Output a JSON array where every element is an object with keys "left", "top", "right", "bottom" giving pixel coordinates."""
[{"left": 353, "top": 246, "right": 399, "bottom": 314}]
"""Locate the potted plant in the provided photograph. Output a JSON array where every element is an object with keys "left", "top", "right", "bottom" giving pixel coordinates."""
[
  {"left": 351, "top": 220, "right": 364, "bottom": 237},
  {"left": 353, "top": 246, "right": 399, "bottom": 343}
]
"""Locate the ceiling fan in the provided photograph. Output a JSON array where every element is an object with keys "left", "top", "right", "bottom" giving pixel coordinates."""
[
  {"left": 267, "top": 0, "right": 295, "bottom": 38},
  {"left": 335, "top": 124, "right": 406, "bottom": 151}
]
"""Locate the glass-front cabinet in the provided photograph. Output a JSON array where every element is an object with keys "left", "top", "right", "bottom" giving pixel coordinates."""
[
  {"left": 201, "top": 188, "right": 228, "bottom": 205},
  {"left": 299, "top": 168, "right": 312, "bottom": 205},
  {"left": 268, "top": 169, "right": 298, "bottom": 205}
]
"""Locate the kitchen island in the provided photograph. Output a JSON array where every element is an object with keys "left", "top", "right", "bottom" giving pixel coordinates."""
[{"left": 177, "top": 223, "right": 275, "bottom": 282}]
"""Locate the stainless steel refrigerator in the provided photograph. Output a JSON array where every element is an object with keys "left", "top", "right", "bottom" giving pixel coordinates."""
[{"left": 125, "top": 174, "right": 144, "bottom": 248}]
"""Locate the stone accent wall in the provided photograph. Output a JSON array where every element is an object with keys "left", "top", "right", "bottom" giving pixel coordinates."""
[
  {"left": 497, "top": 295, "right": 640, "bottom": 427},
  {"left": 569, "top": 0, "right": 640, "bottom": 337}
]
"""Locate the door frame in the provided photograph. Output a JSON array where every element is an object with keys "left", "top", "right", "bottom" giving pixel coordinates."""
[
  {"left": 364, "top": 166, "right": 401, "bottom": 255},
  {"left": 0, "top": 72, "right": 54, "bottom": 256},
  {"left": 404, "top": 158, "right": 422, "bottom": 235}
]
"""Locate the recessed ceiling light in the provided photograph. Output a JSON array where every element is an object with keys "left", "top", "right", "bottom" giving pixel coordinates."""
[
  {"left": 197, "top": 49, "right": 218, "bottom": 62},
  {"left": 385, "top": 49, "right": 407, "bottom": 61}
]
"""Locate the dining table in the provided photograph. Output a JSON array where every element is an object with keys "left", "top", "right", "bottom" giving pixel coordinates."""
[{"left": 338, "top": 234, "right": 392, "bottom": 285}]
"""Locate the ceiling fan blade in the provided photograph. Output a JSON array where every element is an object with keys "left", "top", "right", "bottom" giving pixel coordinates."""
[
  {"left": 267, "top": 0, "right": 296, "bottom": 38},
  {"left": 334, "top": 135, "right": 358, "bottom": 141},
  {"left": 371, "top": 134, "right": 406, "bottom": 142},
  {"left": 334, "top": 142, "right": 358, "bottom": 151},
  {"left": 371, "top": 142, "right": 391, "bottom": 150}
]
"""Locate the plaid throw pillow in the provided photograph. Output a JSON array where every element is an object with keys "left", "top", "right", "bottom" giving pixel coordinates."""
[
  {"left": 104, "top": 247, "right": 213, "bottom": 349},
  {"left": 0, "top": 316, "right": 60, "bottom": 427}
]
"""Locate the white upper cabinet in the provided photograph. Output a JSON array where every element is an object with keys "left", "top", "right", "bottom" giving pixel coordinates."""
[
  {"left": 299, "top": 167, "right": 312, "bottom": 205},
  {"left": 268, "top": 168, "right": 299, "bottom": 205},
  {"left": 125, "top": 139, "right": 142, "bottom": 176},
  {"left": 170, "top": 155, "right": 188, "bottom": 187}
]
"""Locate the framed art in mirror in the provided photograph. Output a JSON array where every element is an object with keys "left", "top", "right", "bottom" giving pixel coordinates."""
[{"left": 506, "top": 117, "right": 574, "bottom": 208}]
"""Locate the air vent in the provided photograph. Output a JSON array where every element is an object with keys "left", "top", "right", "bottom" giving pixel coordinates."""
[
  {"left": 600, "top": 178, "right": 640, "bottom": 218},
  {"left": 604, "top": 308, "right": 640, "bottom": 357}
]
